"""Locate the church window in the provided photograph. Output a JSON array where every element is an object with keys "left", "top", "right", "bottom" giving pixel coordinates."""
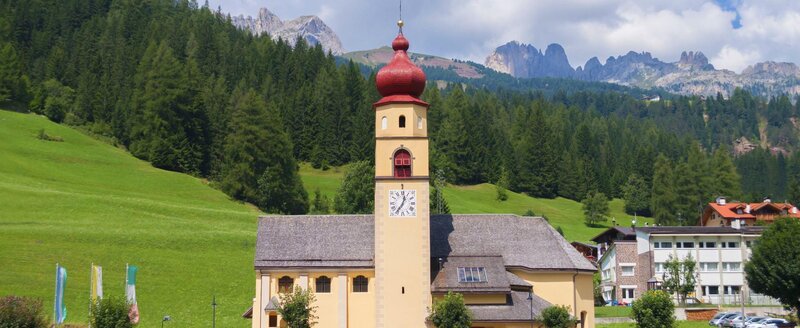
[
  {"left": 417, "top": 115, "right": 423, "bottom": 129},
  {"left": 278, "top": 276, "right": 294, "bottom": 293},
  {"left": 268, "top": 315, "right": 278, "bottom": 327},
  {"left": 399, "top": 115, "right": 406, "bottom": 128},
  {"left": 353, "top": 275, "right": 368, "bottom": 293},
  {"left": 315, "top": 276, "right": 331, "bottom": 293},
  {"left": 457, "top": 267, "right": 488, "bottom": 283},
  {"left": 393, "top": 149, "right": 412, "bottom": 178},
  {"left": 381, "top": 116, "right": 387, "bottom": 130}
]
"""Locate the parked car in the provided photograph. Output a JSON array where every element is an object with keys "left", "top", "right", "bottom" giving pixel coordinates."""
[
  {"left": 750, "top": 319, "right": 791, "bottom": 328},
  {"left": 711, "top": 312, "right": 732, "bottom": 326},
  {"left": 738, "top": 317, "right": 768, "bottom": 328},
  {"left": 723, "top": 315, "right": 745, "bottom": 328},
  {"left": 746, "top": 318, "right": 771, "bottom": 328},
  {"left": 717, "top": 313, "right": 743, "bottom": 328}
]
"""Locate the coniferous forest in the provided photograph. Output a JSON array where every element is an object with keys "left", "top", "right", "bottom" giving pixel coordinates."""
[{"left": 2, "top": 0, "right": 799, "bottom": 224}]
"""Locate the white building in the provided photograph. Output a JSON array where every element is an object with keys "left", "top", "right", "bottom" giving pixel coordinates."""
[{"left": 593, "top": 226, "right": 776, "bottom": 305}]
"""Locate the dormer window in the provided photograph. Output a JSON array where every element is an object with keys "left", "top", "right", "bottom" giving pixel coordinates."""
[
  {"left": 399, "top": 115, "right": 406, "bottom": 128},
  {"left": 457, "top": 267, "right": 487, "bottom": 283},
  {"left": 393, "top": 149, "right": 411, "bottom": 178}
]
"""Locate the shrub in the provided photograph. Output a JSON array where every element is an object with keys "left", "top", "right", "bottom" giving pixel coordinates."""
[
  {"left": 278, "top": 287, "right": 317, "bottom": 328},
  {"left": 631, "top": 290, "right": 675, "bottom": 328},
  {"left": 539, "top": 305, "right": 575, "bottom": 328},
  {"left": 0, "top": 296, "right": 49, "bottom": 328},
  {"left": 429, "top": 292, "right": 472, "bottom": 328},
  {"left": 89, "top": 296, "right": 135, "bottom": 328}
]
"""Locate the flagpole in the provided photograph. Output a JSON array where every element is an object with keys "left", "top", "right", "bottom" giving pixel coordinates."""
[{"left": 54, "top": 263, "right": 58, "bottom": 327}]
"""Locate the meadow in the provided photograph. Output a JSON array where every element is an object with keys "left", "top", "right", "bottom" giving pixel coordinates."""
[{"left": 1, "top": 109, "right": 650, "bottom": 327}]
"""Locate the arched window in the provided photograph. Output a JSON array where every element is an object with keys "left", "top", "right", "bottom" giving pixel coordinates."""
[
  {"left": 399, "top": 115, "right": 406, "bottom": 128},
  {"left": 315, "top": 276, "right": 331, "bottom": 293},
  {"left": 381, "top": 116, "right": 387, "bottom": 130},
  {"left": 417, "top": 115, "right": 423, "bottom": 129},
  {"left": 393, "top": 149, "right": 411, "bottom": 178},
  {"left": 278, "top": 276, "right": 294, "bottom": 293},
  {"left": 353, "top": 275, "right": 368, "bottom": 293}
]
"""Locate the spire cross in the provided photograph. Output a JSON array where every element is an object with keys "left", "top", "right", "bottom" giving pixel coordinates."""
[{"left": 398, "top": 0, "right": 404, "bottom": 33}]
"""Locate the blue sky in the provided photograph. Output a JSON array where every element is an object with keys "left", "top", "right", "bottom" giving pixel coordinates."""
[{"left": 208, "top": 0, "right": 800, "bottom": 73}]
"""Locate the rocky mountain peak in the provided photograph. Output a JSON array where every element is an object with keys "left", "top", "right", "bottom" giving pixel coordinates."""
[
  {"left": 742, "top": 61, "right": 800, "bottom": 77},
  {"left": 677, "top": 51, "right": 713, "bottom": 70},
  {"left": 230, "top": 8, "right": 345, "bottom": 54},
  {"left": 484, "top": 41, "right": 574, "bottom": 79}
]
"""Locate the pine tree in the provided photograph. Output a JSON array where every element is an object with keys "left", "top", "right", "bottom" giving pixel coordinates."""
[
  {"left": 651, "top": 154, "right": 676, "bottom": 225},
  {"left": 334, "top": 161, "right": 374, "bottom": 214},
  {"left": 673, "top": 162, "right": 695, "bottom": 225},
  {"left": 435, "top": 87, "right": 470, "bottom": 183},
  {"left": 582, "top": 191, "right": 610, "bottom": 226},
  {"left": 0, "top": 42, "right": 19, "bottom": 102},
  {"left": 622, "top": 174, "right": 651, "bottom": 216},
  {"left": 710, "top": 146, "right": 742, "bottom": 200},
  {"left": 511, "top": 103, "right": 558, "bottom": 198},
  {"left": 787, "top": 153, "right": 800, "bottom": 205}
]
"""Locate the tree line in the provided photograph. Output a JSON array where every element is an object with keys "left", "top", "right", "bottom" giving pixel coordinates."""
[{"left": 1, "top": 0, "right": 798, "bottom": 220}]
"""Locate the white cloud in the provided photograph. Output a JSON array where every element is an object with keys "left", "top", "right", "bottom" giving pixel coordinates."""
[{"left": 208, "top": 0, "right": 800, "bottom": 71}]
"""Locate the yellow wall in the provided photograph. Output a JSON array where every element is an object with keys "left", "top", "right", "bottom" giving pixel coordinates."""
[
  {"left": 375, "top": 104, "right": 428, "bottom": 138},
  {"left": 433, "top": 293, "right": 507, "bottom": 305},
  {"left": 346, "top": 270, "right": 376, "bottom": 328},
  {"left": 510, "top": 270, "right": 595, "bottom": 328}
]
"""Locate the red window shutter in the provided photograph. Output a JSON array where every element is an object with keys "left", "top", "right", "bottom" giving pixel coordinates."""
[{"left": 393, "top": 150, "right": 412, "bottom": 178}]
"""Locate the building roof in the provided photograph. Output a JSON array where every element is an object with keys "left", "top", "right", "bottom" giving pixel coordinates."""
[
  {"left": 590, "top": 226, "right": 635, "bottom": 243},
  {"left": 468, "top": 291, "right": 551, "bottom": 322},
  {"left": 431, "top": 256, "right": 511, "bottom": 293},
  {"left": 255, "top": 215, "right": 374, "bottom": 268},
  {"left": 637, "top": 226, "right": 765, "bottom": 235},
  {"left": 255, "top": 214, "right": 596, "bottom": 272},
  {"left": 703, "top": 201, "right": 800, "bottom": 225}
]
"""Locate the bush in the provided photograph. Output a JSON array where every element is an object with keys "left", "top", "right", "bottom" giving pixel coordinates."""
[
  {"left": 0, "top": 296, "right": 49, "bottom": 328},
  {"left": 539, "top": 305, "right": 575, "bottom": 328},
  {"left": 631, "top": 290, "right": 675, "bottom": 328},
  {"left": 429, "top": 292, "right": 472, "bottom": 328},
  {"left": 278, "top": 287, "right": 317, "bottom": 328},
  {"left": 89, "top": 296, "right": 135, "bottom": 328}
]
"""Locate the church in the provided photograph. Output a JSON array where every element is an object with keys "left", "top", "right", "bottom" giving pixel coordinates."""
[{"left": 247, "top": 22, "right": 596, "bottom": 328}]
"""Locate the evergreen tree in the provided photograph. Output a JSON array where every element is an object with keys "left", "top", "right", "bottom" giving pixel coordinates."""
[
  {"left": 511, "top": 103, "right": 558, "bottom": 198},
  {"left": 788, "top": 153, "right": 800, "bottom": 205},
  {"left": 310, "top": 188, "right": 331, "bottom": 214},
  {"left": 673, "top": 163, "right": 696, "bottom": 225},
  {"left": 622, "top": 174, "right": 651, "bottom": 216},
  {"left": 435, "top": 87, "right": 470, "bottom": 183},
  {"left": 334, "top": 161, "right": 374, "bottom": 214},
  {"left": 709, "top": 146, "right": 742, "bottom": 200},
  {"left": 651, "top": 154, "right": 676, "bottom": 225},
  {"left": 431, "top": 169, "right": 451, "bottom": 215},
  {"left": 0, "top": 42, "right": 19, "bottom": 102},
  {"left": 582, "top": 192, "right": 610, "bottom": 226}
]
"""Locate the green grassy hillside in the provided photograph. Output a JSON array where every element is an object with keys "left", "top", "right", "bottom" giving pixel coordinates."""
[
  {"left": 300, "top": 166, "right": 652, "bottom": 242},
  {"left": 0, "top": 110, "right": 258, "bottom": 327}
]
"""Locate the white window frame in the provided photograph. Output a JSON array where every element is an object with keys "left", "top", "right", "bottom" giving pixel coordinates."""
[
  {"left": 722, "top": 262, "right": 741, "bottom": 272},
  {"left": 653, "top": 241, "right": 672, "bottom": 249},
  {"left": 699, "top": 241, "right": 717, "bottom": 248},
  {"left": 702, "top": 285, "right": 720, "bottom": 296},
  {"left": 620, "top": 264, "right": 636, "bottom": 277},
  {"left": 654, "top": 262, "right": 665, "bottom": 273},
  {"left": 721, "top": 241, "right": 740, "bottom": 248},
  {"left": 621, "top": 286, "right": 636, "bottom": 299},
  {"left": 676, "top": 241, "right": 695, "bottom": 249},
  {"left": 699, "top": 262, "right": 719, "bottom": 272},
  {"left": 724, "top": 285, "right": 741, "bottom": 295}
]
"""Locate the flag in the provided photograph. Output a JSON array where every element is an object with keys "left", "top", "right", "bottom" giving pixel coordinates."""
[
  {"left": 54, "top": 264, "right": 67, "bottom": 325},
  {"left": 90, "top": 264, "right": 103, "bottom": 302},
  {"left": 126, "top": 265, "right": 139, "bottom": 324}
]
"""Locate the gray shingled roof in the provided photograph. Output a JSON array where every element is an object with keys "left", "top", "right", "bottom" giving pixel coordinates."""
[
  {"left": 255, "top": 214, "right": 596, "bottom": 271},
  {"left": 506, "top": 271, "right": 532, "bottom": 288},
  {"left": 431, "top": 256, "right": 510, "bottom": 293},
  {"left": 430, "top": 215, "right": 597, "bottom": 272},
  {"left": 468, "top": 290, "right": 551, "bottom": 322},
  {"left": 255, "top": 215, "right": 373, "bottom": 268}
]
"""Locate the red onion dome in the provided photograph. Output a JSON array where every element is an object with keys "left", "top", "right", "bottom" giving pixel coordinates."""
[{"left": 376, "top": 33, "right": 426, "bottom": 99}]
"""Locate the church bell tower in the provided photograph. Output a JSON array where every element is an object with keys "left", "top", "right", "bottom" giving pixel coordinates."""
[{"left": 373, "top": 20, "right": 432, "bottom": 328}]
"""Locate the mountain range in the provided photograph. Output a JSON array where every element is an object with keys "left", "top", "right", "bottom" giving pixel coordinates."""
[
  {"left": 231, "top": 8, "right": 345, "bottom": 54},
  {"left": 486, "top": 41, "right": 800, "bottom": 98}
]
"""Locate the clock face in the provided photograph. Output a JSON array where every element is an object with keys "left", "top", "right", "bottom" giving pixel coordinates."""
[{"left": 389, "top": 190, "right": 417, "bottom": 217}]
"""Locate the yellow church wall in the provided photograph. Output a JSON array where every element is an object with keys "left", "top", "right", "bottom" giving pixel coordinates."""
[
  {"left": 309, "top": 273, "right": 339, "bottom": 328},
  {"left": 374, "top": 179, "right": 432, "bottom": 327},
  {"left": 375, "top": 139, "right": 430, "bottom": 177},
  {"left": 375, "top": 103, "right": 428, "bottom": 138},
  {"left": 346, "top": 270, "right": 376, "bottom": 328},
  {"left": 510, "top": 270, "right": 595, "bottom": 328}
]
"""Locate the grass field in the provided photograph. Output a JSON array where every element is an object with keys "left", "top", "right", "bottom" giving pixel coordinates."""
[
  {"left": 300, "top": 167, "right": 653, "bottom": 242},
  {"left": 0, "top": 110, "right": 259, "bottom": 327},
  {"left": 596, "top": 306, "right": 633, "bottom": 318}
]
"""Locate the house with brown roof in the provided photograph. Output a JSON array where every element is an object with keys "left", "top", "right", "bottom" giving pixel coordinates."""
[
  {"left": 247, "top": 23, "right": 596, "bottom": 328},
  {"left": 701, "top": 196, "right": 800, "bottom": 227}
]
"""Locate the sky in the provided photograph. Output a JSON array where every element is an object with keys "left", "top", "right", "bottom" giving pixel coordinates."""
[{"left": 207, "top": 0, "right": 800, "bottom": 73}]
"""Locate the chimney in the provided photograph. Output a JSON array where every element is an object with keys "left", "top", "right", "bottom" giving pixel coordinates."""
[
  {"left": 716, "top": 196, "right": 727, "bottom": 205},
  {"left": 763, "top": 197, "right": 771, "bottom": 203},
  {"left": 745, "top": 204, "right": 751, "bottom": 214},
  {"left": 792, "top": 207, "right": 798, "bottom": 214},
  {"left": 731, "top": 219, "right": 741, "bottom": 230}
]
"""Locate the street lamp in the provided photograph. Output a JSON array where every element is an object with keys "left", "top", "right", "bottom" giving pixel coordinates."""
[
  {"left": 211, "top": 295, "right": 217, "bottom": 328},
  {"left": 161, "top": 315, "right": 171, "bottom": 328},
  {"left": 527, "top": 290, "right": 534, "bottom": 328}
]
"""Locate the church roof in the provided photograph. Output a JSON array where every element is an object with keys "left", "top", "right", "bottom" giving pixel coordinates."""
[
  {"left": 255, "top": 214, "right": 596, "bottom": 272},
  {"left": 468, "top": 291, "right": 552, "bottom": 323},
  {"left": 431, "top": 256, "right": 510, "bottom": 293}
]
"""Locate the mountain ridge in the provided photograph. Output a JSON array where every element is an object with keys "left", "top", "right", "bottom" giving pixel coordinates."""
[
  {"left": 231, "top": 8, "right": 345, "bottom": 54},
  {"left": 486, "top": 40, "right": 800, "bottom": 98}
]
